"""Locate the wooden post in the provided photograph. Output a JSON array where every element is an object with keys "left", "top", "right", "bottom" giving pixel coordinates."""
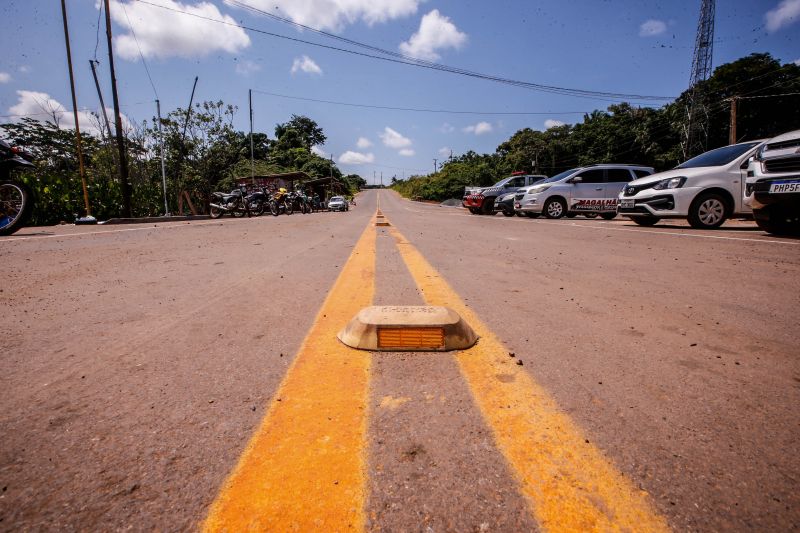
[{"left": 729, "top": 97, "right": 738, "bottom": 145}]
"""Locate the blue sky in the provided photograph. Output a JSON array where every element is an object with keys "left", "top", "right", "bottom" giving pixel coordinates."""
[{"left": 0, "top": 0, "right": 798, "bottom": 184}]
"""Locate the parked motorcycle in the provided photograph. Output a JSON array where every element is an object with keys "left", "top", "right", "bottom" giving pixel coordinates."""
[
  {"left": 269, "top": 188, "right": 293, "bottom": 216},
  {"left": 290, "top": 190, "right": 311, "bottom": 214},
  {"left": 0, "top": 139, "right": 35, "bottom": 236},
  {"left": 245, "top": 187, "right": 269, "bottom": 216},
  {"left": 209, "top": 187, "right": 249, "bottom": 218}
]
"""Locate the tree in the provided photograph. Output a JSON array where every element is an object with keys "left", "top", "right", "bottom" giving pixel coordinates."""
[{"left": 274, "top": 115, "right": 326, "bottom": 149}]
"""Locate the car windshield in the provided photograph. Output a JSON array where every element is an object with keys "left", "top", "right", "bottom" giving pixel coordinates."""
[
  {"left": 539, "top": 169, "right": 578, "bottom": 184},
  {"left": 676, "top": 142, "right": 759, "bottom": 169},
  {"left": 331, "top": 197, "right": 343, "bottom": 201}
]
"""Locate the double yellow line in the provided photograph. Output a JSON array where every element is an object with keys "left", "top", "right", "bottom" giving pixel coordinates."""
[{"left": 204, "top": 213, "right": 668, "bottom": 532}]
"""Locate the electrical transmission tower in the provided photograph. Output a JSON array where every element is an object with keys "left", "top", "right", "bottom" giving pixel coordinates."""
[{"left": 683, "top": 0, "right": 715, "bottom": 159}]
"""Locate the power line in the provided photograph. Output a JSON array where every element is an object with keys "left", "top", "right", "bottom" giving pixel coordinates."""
[
  {"left": 251, "top": 89, "right": 590, "bottom": 116},
  {"left": 120, "top": 1, "right": 159, "bottom": 99},
  {"left": 227, "top": 0, "right": 673, "bottom": 102},
  {"left": 132, "top": 0, "right": 674, "bottom": 103}
]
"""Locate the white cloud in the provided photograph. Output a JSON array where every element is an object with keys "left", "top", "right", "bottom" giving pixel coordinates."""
[
  {"left": 235, "top": 59, "right": 261, "bottom": 75},
  {"left": 291, "top": 55, "right": 322, "bottom": 75},
  {"left": 795, "top": 58, "right": 800, "bottom": 65},
  {"left": 339, "top": 150, "right": 374, "bottom": 165},
  {"left": 311, "top": 145, "right": 328, "bottom": 157},
  {"left": 380, "top": 127, "right": 412, "bottom": 149},
  {"left": 18, "top": 65, "right": 31, "bottom": 74},
  {"left": 765, "top": 0, "right": 800, "bottom": 32},
  {"left": 440, "top": 122, "right": 455, "bottom": 133},
  {"left": 0, "top": 72, "right": 11, "bottom": 83},
  {"left": 639, "top": 19, "right": 667, "bottom": 37},
  {"left": 356, "top": 136, "right": 372, "bottom": 149},
  {"left": 438, "top": 147, "right": 451, "bottom": 157},
  {"left": 462, "top": 121, "right": 493, "bottom": 135},
  {"left": 226, "top": 0, "right": 419, "bottom": 32},
  {"left": 399, "top": 9, "right": 467, "bottom": 61},
  {"left": 108, "top": 0, "right": 250, "bottom": 60},
  {"left": 544, "top": 119, "right": 565, "bottom": 129},
  {"left": 399, "top": 148, "right": 415, "bottom": 157},
  {"left": 8, "top": 90, "right": 129, "bottom": 136}
]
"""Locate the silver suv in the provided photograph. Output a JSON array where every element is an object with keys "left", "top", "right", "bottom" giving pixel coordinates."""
[
  {"left": 746, "top": 129, "right": 800, "bottom": 235},
  {"left": 514, "top": 164, "right": 654, "bottom": 219}
]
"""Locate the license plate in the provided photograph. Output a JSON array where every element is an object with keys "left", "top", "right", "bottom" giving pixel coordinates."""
[
  {"left": 769, "top": 180, "right": 800, "bottom": 194},
  {"left": 620, "top": 199, "right": 635, "bottom": 209}
]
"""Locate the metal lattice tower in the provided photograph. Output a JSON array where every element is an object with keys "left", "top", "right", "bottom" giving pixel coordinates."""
[{"left": 683, "top": 0, "right": 715, "bottom": 158}]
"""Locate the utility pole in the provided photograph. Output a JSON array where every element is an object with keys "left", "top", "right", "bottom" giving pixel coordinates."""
[
  {"left": 728, "top": 96, "right": 738, "bottom": 145},
  {"left": 433, "top": 158, "right": 438, "bottom": 173},
  {"left": 249, "top": 89, "right": 255, "bottom": 185},
  {"left": 373, "top": 170, "right": 376, "bottom": 186},
  {"left": 380, "top": 172, "right": 383, "bottom": 187},
  {"left": 60, "top": 0, "right": 92, "bottom": 220},
  {"left": 104, "top": 0, "right": 132, "bottom": 217},
  {"left": 156, "top": 99, "right": 169, "bottom": 216},
  {"left": 89, "top": 60, "right": 113, "bottom": 140}
]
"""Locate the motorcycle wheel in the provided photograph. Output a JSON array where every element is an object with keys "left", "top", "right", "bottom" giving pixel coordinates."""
[
  {"left": 209, "top": 205, "right": 224, "bottom": 219},
  {"left": 285, "top": 201, "right": 294, "bottom": 215},
  {"left": 0, "top": 180, "right": 34, "bottom": 236},
  {"left": 270, "top": 200, "right": 279, "bottom": 216}
]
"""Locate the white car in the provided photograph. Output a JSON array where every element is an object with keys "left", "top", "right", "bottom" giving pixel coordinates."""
[
  {"left": 745, "top": 129, "right": 800, "bottom": 235},
  {"left": 618, "top": 140, "right": 764, "bottom": 228},
  {"left": 327, "top": 196, "right": 349, "bottom": 212},
  {"left": 514, "top": 164, "right": 654, "bottom": 219}
]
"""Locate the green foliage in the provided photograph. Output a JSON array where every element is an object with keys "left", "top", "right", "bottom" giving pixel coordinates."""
[
  {"left": 1, "top": 105, "right": 345, "bottom": 224},
  {"left": 393, "top": 53, "right": 800, "bottom": 201}
]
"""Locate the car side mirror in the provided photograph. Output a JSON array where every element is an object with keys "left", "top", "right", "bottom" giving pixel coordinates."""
[{"left": 571, "top": 176, "right": 583, "bottom": 183}]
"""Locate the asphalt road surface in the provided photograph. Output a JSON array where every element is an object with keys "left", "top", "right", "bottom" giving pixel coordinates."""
[{"left": 1, "top": 190, "right": 798, "bottom": 532}]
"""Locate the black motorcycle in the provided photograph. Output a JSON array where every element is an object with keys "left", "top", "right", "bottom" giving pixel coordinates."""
[
  {"left": 209, "top": 187, "right": 249, "bottom": 218},
  {"left": 290, "top": 190, "right": 311, "bottom": 214},
  {"left": 0, "top": 139, "right": 35, "bottom": 236}
]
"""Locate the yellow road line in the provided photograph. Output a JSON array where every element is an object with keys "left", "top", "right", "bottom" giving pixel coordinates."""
[
  {"left": 203, "top": 218, "right": 377, "bottom": 532},
  {"left": 388, "top": 224, "right": 669, "bottom": 532}
]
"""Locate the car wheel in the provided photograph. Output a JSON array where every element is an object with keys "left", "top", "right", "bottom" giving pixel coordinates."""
[
  {"left": 688, "top": 192, "right": 728, "bottom": 229},
  {"left": 631, "top": 216, "right": 659, "bottom": 226},
  {"left": 468, "top": 207, "right": 480, "bottom": 215},
  {"left": 753, "top": 206, "right": 800, "bottom": 236},
  {"left": 543, "top": 198, "right": 567, "bottom": 219},
  {"left": 600, "top": 212, "right": 617, "bottom": 220},
  {"left": 482, "top": 198, "right": 496, "bottom": 215}
]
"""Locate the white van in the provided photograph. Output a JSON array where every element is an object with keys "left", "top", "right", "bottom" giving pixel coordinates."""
[{"left": 514, "top": 164, "right": 654, "bottom": 219}]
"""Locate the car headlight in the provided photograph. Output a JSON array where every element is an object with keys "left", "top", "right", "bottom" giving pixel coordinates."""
[
  {"left": 528, "top": 185, "right": 551, "bottom": 195},
  {"left": 652, "top": 177, "right": 687, "bottom": 190}
]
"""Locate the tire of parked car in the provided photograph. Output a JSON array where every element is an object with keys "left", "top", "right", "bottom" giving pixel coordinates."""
[
  {"left": 753, "top": 206, "right": 799, "bottom": 236},
  {"left": 632, "top": 216, "right": 659, "bottom": 226},
  {"left": 688, "top": 192, "right": 728, "bottom": 229},
  {"left": 482, "top": 198, "right": 496, "bottom": 215},
  {"left": 543, "top": 197, "right": 567, "bottom": 219},
  {"left": 600, "top": 212, "right": 617, "bottom": 220}
]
